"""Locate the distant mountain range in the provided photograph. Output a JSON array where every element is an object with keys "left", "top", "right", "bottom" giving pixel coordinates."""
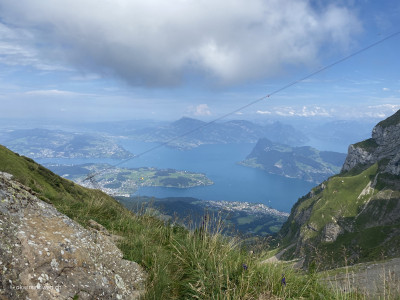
[
  {"left": 127, "top": 117, "right": 309, "bottom": 149},
  {"left": 240, "top": 138, "right": 346, "bottom": 183},
  {"left": 0, "top": 128, "right": 132, "bottom": 159}
]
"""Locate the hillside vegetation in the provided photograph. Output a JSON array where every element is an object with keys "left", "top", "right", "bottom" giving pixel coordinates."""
[
  {"left": 280, "top": 161, "right": 400, "bottom": 268},
  {"left": 279, "top": 109, "right": 400, "bottom": 270},
  {"left": 0, "top": 144, "right": 343, "bottom": 299}
]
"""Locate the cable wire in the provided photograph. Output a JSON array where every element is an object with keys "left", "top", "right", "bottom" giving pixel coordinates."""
[{"left": 84, "top": 30, "right": 400, "bottom": 182}]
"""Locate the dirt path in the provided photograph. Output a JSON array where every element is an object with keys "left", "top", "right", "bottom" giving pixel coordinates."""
[{"left": 262, "top": 244, "right": 297, "bottom": 264}]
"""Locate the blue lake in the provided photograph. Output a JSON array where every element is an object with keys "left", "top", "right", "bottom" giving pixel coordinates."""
[{"left": 38, "top": 140, "right": 315, "bottom": 213}]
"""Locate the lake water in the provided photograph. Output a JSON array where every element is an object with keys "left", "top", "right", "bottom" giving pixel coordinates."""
[{"left": 38, "top": 140, "right": 315, "bottom": 212}]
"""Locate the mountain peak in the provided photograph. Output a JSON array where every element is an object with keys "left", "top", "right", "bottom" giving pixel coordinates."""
[{"left": 172, "top": 117, "right": 205, "bottom": 125}]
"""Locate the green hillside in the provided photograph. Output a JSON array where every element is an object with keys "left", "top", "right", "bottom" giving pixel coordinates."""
[
  {"left": 0, "top": 144, "right": 342, "bottom": 299},
  {"left": 279, "top": 109, "right": 400, "bottom": 269},
  {"left": 281, "top": 165, "right": 400, "bottom": 266}
]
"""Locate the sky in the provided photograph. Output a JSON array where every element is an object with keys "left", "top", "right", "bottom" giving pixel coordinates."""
[{"left": 0, "top": 0, "right": 399, "bottom": 124}]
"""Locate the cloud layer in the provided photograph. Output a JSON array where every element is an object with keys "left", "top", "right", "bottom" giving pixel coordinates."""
[
  {"left": 0, "top": 0, "right": 361, "bottom": 87},
  {"left": 256, "top": 103, "right": 400, "bottom": 119}
]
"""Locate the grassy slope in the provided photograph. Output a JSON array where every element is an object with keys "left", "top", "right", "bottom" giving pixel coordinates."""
[
  {"left": 0, "top": 145, "right": 342, "bottom": 299},
  {"left": 280, "top": 160, "right": 400, "bottom": 268},
  {"left": 377, "top": 109, "right": 400, "bottom": 128}
]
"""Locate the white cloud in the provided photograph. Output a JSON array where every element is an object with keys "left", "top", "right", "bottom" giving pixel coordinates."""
[
  {"left": 359, "top": 104, "right": 400, "bottom": 119},
  {"left": 187, "top": 104, "right": 212, "bottom": 116},
  {"left": 382, "top": 87, "right": 390, "bottom": 91},
  {"left": 0, "top": 0, "right": 361, "bottom": 87},
  {"left": 256, "top": 110, "right": 272, "bottom": 115},
  {"left": 367, "top": 103, "right": 400, "bottom": 112},
  {"left": 268, "top": 105, "right": 331, "bottom": 117},
  {"left": 258, "top": 104, "right": 400, "bottom": 119},
  {"left": 24, "top": 89, "right": 83, "bottom": 96}
]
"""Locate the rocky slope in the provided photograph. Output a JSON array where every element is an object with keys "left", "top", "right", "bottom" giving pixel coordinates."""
[
  {"left": 342, "top": 109, "right": 400, "bottom": 175},
  {"left": 0, "top": 171, "right": 146, "bottom": 299},
  {"left": 279, "top": 109, "right": 400, "bottom": 269}
]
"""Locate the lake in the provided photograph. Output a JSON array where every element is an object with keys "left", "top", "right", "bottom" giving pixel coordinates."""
[{"left": 38, "top": 140, "right": 315, "bottom": 212}]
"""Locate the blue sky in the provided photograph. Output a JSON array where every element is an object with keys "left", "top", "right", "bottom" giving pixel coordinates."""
[{"left": 0, "top": 0, "right": 399, "bottom": 123}]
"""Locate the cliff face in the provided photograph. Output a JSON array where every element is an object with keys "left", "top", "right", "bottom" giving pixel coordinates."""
[
  {"left": 0, "top": 172, "right": 146, "bottom": 299},
  {"left": 280, "top": 110, "right": 400, "bottom": 269},
  {"left": 342, "top": 109, "right": 400, "bottom": 175}
]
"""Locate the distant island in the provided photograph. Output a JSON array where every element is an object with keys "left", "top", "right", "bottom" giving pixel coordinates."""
[
  {"left": 46, "top": 163, "right": 214, "bottom": 196},
  {"left": 0, "top": 128, "right": 132, "bottom": 159},
  {"left": 240, "top": 138, "right": 347, "bottom": 183}
]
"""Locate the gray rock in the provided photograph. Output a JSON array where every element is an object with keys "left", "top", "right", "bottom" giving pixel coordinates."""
[
  {"left": 342, "top": 144, "right": 374, "bottom": 172},
  {"left": 342, "top": 115, "right": 400, "bottom": 175},
  {"left": 385, "top": 152, "right": 400, "bottom": 175},
  {"left": 0, "top": 173, "right": 146, "bottom": 299},
  {"left": 322, "top": 222, "right": 343, "bottom": 242}
]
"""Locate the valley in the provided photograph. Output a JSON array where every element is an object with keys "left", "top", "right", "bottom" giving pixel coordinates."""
[{"left": 118, "top": 196, "right": 289, "bottom": 235}]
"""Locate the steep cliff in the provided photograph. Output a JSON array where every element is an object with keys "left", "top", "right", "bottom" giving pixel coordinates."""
[
  {"left": 279, "top": 110, "right": 400, "bottom": 269},
  {"left": 342, "top": 109, "right": 400, "bottom": 175}
]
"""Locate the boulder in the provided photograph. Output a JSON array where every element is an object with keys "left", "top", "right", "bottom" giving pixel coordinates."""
[{"left": 0, "top": 172, "right": 146, "bottom": 300}]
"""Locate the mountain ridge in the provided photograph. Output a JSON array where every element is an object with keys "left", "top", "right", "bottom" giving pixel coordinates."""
[
  {"left": 279, "top": 109, "right": 400, "bottom": 268},
  {"left": 342, "top": 109, "right": 400, "bottom": 175},
  {"left": 128, "top": 117, "right": 309, "bottom": 149}
]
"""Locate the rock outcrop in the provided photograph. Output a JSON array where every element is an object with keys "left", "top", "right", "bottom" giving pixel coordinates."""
[
  {"left": 0, "top": 172, "right": 146, "bottom": 299},
  {"left": 342, "top": 109, "right": 400, "bottom": 174}
]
